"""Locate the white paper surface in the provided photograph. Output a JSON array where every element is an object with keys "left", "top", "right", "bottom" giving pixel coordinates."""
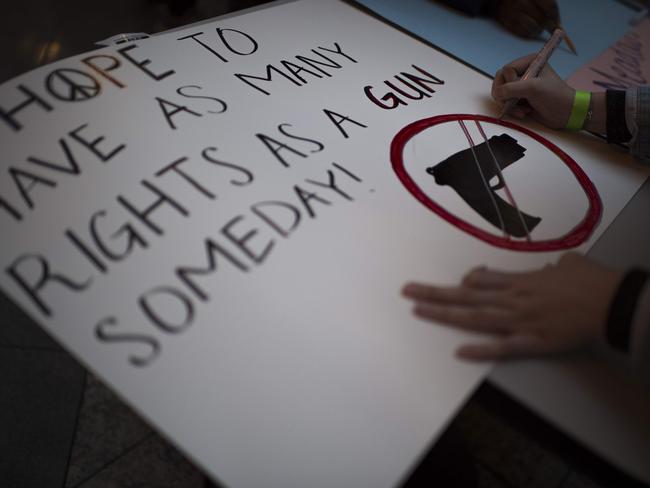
[{"left": 0, "top": 1, "right": 647, "bottom": 486}]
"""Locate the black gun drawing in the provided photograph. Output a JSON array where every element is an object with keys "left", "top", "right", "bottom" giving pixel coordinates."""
[{"left": 426, "top": 133, "right": 541, "bottom": 238}]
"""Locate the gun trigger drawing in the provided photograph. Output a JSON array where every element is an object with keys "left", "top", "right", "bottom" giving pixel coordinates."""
[{"left": 426, "top": 133, "right": 541, "bottom": 238}]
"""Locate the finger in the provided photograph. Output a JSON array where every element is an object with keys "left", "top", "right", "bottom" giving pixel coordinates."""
[
  {"left": 402, "top": 283, "right": 512, "bottom": 307},
  {"left": 525, "top": 0, "right": 551, "bottom": 26},
  {"left": 539, "top": 63, "right": 558, "bottom": 78},
  {"left": 557, "top": 251, "right": 584, "bottom": 266},
  {"left": 494, "top": 78, "right": 538, "bottom": 101},
  {"left": 509, "top": 106, "right": 530, "bottom": 119},
  {"left": 501, "top": 11, "right": 543, "bottom": 38},
  {"left": 502, "top": 66, "right": 519, "bottom": 84},
  {"left": 456, "top": 334, "right": 552, "bottom": 361},
  {"left": 412, "top": 302, "right": 514, "bottom": 334},
  {"left": 491, "top": 69, "right": 505, "bottom": 100},
  {"left": 501, "top": 53, "right": 537, "bottom": 77},
  {"left": 520, "top": 16, "right": 545, "bottom": 38},
  {"left": 535, "top": 0, "right": 560, "bottom": 24},
  {"left": 462, "top": 268, "right": 513, "bottom": 289},
  {"left": 491, "top": 66, "right": 517, "bottom": 99}
]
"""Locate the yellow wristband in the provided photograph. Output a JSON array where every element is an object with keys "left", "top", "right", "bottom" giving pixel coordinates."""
[{"left": 566, "top": 91, "right": 592, "bottom": 130}]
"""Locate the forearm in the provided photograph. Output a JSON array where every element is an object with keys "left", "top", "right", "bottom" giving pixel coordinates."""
[{"left": 582, "top": 91, "right": 606, "bottom": 134}]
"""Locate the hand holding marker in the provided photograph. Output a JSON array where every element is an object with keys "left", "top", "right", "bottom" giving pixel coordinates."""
[{"left": 499, "top": 29, "right": 573, "bottom": 120}]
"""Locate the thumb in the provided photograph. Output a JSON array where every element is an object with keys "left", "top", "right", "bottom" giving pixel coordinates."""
[{"left": 494, "top": 79, "right": 538, "bottom": 102}]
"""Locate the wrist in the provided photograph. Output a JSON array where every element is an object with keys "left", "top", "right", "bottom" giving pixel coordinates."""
[
  {"left": 566, "top": 90, "right": 592, "bottom": 131},
  {"left": 583, "top": 92, "right": 606, "bottom": 134}
]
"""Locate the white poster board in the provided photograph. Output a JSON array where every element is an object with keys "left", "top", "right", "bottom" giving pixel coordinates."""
[{"left": 0, "top": 1, "right": 647, "bottom": 486}]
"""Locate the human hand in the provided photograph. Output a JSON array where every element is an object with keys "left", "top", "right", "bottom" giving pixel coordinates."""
[
  {"left": 488, "top": 0, "right": 560, "bottom": 38},
  {"left": 492, "top": 54, "right": 576, "bottom": 129},
  {"left": 402, "top": 253, "right": 623, "bottom": 361}
]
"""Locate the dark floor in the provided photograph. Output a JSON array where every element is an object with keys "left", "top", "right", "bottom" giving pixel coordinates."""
[{"left": 0, "top": 1, "right": 639, "bottom": 487}]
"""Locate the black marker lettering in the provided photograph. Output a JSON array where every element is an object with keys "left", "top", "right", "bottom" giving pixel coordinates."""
[
  {"left": 117, "top": 179, "right": 188, "bottom": 235},
  {"left": 221, "top": 215, "right": 274, "bottom": 265},
  {"left": 278, "top": 123, "right": 325, "bottom": 153},
  {"left": 0, "top": 196, "right": 23, "bottom": 222},
  {"left": 156, "top": 157, "right": 216, "bottom": 200},
  {"left": 177, "top": 32, "right": 228, "bottom": 62},
  {"left": 316, "top": 42, "right": 357, "bottom": 64},
  {"left": 156, "top": 96, "right": 202, "bottom": 130},
  {"left": 9, "top": 168, "right": 57, "bottom": 209},
  {"left": 6, "top": 254, "right": 91, "bottom": 317},
  {"left": 139, "top": 286, "right": 194, "bottom": 334},
  {"left": 95, "top": 316, "right": 160, "bottom": 368},
  {"left": 251, "top": 201, "right": 301, "bottom": 238},
  {"left": 256, "top": 133, "right": 307, "bottom": 168},
  {"left": 176, "top": 238, "right": 248, "bottom": 301},
  {"left": 293, "top": 185, "right": 331, "bottom": 218},
  {"left": 69, "top": 123, "right": 126, "bottom": 162},
  {"left": 81, "top": 54, "right": 126, "bottom": 88},
  {"left": 0, "top": 84, "right": 53, "bottom": 132},
  {"left": 65, "top": 228, "right": 108, "bottom": 273},
  {"left": 306, "top": 169, "right": 354, "bottom": 201},
  {"left": 176, "top": 85, "right": 227, "bottom": 114},
  {"left": 235, "top": 65, "right": 300, "bottom": 96},
  {"left": 323, "top": 109, "right": 367, "bottom": 139},
  {"left": 217, "top": 28, "right": 258, "bottom": 56},
  {"left": 201, "top": 147, "right": 254, "bottom": 186},
  {"left": 90, "top": 210, "right": 149, "bottom": 262},
  {"left": 45, "top": 69, "right": 102, "bottom": 102},
  {"left": 118, "top": 44, "right": 175, "bottom": 81}
]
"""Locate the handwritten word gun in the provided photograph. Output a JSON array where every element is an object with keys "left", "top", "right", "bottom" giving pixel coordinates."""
[{"left": 426, "top": 133, "right": 541, "bottom": 238}]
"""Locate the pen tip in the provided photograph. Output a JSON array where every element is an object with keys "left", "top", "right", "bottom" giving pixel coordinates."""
[{"left": 560, "top": 28, "right": 578, "bottom": 55}]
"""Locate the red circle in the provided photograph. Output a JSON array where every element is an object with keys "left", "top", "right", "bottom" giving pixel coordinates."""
[{"left": 390, "top": 114, "right": 602, "bottom": 252}]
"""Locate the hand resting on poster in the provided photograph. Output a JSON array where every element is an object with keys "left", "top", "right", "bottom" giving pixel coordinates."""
[
  {"left": 403, "top": 54, "right": 650, "bottom": 362},
  {"left": 402, "top": 253, "right": 622, "bottom": 360}
]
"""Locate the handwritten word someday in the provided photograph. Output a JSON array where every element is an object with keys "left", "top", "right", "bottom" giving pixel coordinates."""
[
  {"left": 94, "top": 161, "right": 363, "bottom": 367},
  {"left": 7, "top": 150, "right": 364, "bottom": 366}
]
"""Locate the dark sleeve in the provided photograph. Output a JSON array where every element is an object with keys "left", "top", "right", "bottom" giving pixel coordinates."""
[
  {"left": 439, "top": 0, "right": 488, "bottom": 16},
  {"left": 606, "top": 90, "right": 632, "bottom": 144},
  {"left": 606, "top": 268, "right": 649, "bottom": 354},
  {"left": 628, "top": 280, "right": 650, "bottom": 365}
]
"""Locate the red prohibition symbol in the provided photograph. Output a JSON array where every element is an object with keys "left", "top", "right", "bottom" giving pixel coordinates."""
[{"left": 390, "top": 114, "right": 602, "bottom": 252}]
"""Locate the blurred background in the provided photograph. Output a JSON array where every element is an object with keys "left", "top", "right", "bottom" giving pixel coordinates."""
[{"left": 0, "top": 0, "right": 272, "bottom": 84}]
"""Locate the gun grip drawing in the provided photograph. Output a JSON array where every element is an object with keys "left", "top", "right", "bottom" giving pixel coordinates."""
[{"left": 427, "top": 133, "right": 541, "bottom": 238}]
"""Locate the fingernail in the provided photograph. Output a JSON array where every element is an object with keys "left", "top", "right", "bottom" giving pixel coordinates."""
[
  {"left": 456, "top": 348, "right": 484, "bottom": 361},
  {"left": 456, "top": 346, "right": 491, "bottom": 362}
]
